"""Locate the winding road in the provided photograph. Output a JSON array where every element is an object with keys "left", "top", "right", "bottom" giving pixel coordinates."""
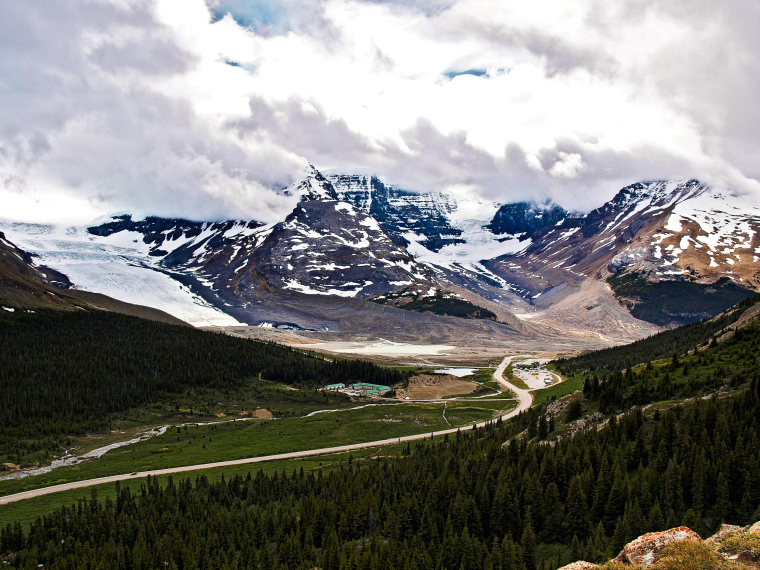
[{"left": 0, "top": 355, "right": 534, "bottom": 506}]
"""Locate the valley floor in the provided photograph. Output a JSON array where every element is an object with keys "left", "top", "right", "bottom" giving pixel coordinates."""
[
  {"left": 217, "top": 326, "right": 579, "bottom": 366},
  {"left": 0, "top": 354, "right": 539, "bottom": 511}
]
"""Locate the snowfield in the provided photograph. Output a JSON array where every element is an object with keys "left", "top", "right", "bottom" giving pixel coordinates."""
[{"left": 0, "top": 220, "right": 241, "bottom": 326}]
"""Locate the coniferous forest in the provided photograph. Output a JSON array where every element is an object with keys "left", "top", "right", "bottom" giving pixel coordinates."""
[
  {"left": 0, "top": 310, "right": 405, "bottom": 459},
  {"left": 2, "top": 304, "right": 760, "bottom": 569},
  {"left": 1, "top": 381, "right": 758, "bottom": 569},
  {"left": 555, "top": 297, "right": 760, "bottom": 412}
]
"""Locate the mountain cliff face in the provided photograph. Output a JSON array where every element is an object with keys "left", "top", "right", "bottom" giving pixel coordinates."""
[
  {"left": 237, "top": 199, "right": 436, "bottom": 299},
  {"left": 294, "top": 165, "right": 339, "bottom": 201},
  {"left": 486, "top": 200, "right": 568, "bottom": 239},
  {"left": 2, "top": 170, "right": 758, "bottom": 336},
  {"left": 328, "top": 174, "right": 464, "bottom": 252},
  {"left": 485, "top": 180, "right": 710, "bottom": 293},
  {"left": 88, "top": 215, "right": 264, "bottom": 268},
  {"left": 605, "top": 183, "right": 760, "bottom": 285}
]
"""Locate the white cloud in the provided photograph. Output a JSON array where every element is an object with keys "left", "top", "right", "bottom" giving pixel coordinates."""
[
  {"left": 0, "top": 0, "right": 758, "bottom": 222},
  {"left": 549, "top": 153, "right": 586, "bottom": 179}
]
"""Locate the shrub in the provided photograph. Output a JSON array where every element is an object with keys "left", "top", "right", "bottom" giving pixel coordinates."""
[
  {"left": 718, "top": 532, "right": 760, "bottom": 561},
  {"left": 649, "top": 541, "right": 738, "bottom": 570}
]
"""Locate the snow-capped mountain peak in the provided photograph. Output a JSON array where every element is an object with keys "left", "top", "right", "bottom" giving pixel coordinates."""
[
  {"left": 2, "top": 168, "right": 758, "bottom": 334},
  {"left": 294, "top": 164, "right": 339, "bottom": 201}
]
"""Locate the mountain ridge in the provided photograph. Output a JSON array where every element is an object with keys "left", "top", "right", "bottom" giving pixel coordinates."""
[{"left": 2, "top": 170, "right": 758, "bottom": 341}]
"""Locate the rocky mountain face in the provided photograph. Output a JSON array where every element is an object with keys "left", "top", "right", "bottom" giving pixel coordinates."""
[
  {"left": 87, "top": 215, "right": 264, "bottom": 269},
  {"left": 235, "top": 198, "right": 436, "bottom": 299},
  {"left": 486, "top": 200, "right": 568, "bottom": 239},
  {"left": 559, "top": 521, "right": 760, "bottom": 569},
  {"left": 328, "top": 174, "right": 464, "bottom": 251},
  {"left": 2, "top": 169, "right": 759, "bottom": 338},
  {"left": 486, "top": 180, "right": 710, "bottom": 296},
  {"left": 292, "top": 165, "right": 339, "bottom": 201},
  {"left": 485, "top": 179, "right": 760, "bottom": 325}
]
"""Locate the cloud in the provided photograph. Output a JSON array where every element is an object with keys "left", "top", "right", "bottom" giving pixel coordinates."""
[
  {"left": 549, "top": 153, "right": 586, "bottom": 179},
  {"left": 0, "top": 0, "right": 758, "bottom": 223},
  {"left": 0, "top": 0, "right": 303, "bottom": 223}
]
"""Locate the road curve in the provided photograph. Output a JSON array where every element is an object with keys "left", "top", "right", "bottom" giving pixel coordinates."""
[{"left": 0, "top": 355, "right": 533, "bottom": 506}]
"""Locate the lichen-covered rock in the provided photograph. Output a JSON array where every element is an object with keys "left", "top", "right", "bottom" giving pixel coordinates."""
[
  {"left": 749, "top": 521, "right": 760, "bottom": 534},
  {"left": 614, "top": 526, "right": 702, "bottom": 567},
  {"left": 556, "top": 562, "right": 600, "bottom": 570},
  {"left": 706, "top": 524, "right": 745, "bottom": 547}
]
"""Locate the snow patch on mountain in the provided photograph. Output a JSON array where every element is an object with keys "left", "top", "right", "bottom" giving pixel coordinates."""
[
  {"left": 628, "top": 188, "right": 760, "bottom": 275},
  {"left": 327, "top": 173, "right": 535, "bottom": 289},
  {"left": 283, "top": 278, "right": 374, "bottom": 297},
  {"left": 0, "top": 220, "right": 242, "bottom": 326}
]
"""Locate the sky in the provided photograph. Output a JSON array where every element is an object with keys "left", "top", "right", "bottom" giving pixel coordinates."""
[{"left": 1, "top": 0, "right": 758, "bottom": 223}]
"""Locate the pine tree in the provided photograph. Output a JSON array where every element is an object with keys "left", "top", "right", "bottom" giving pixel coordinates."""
[
  {"left": 541, "top": 482, "right": 563, "bottom": 539},
  {"left": 713, "top": 471, "right": 732, "bottom": 524},
  {"left": 521, "top": 522, "right": 537, "bottom": 570},
  {"left": 565, "top": 477, "right": 589, "bottom": 540},
  {"left": 647, "top": 502, "right": 665, "bottom": 531}
]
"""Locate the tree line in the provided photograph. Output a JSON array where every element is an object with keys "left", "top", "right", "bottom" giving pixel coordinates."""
[
  {"left": 0, "top": 310, "right": 405, "bottom": 461},
  {"left": 556, "top": 294, "right": 760, "bottom": 373}
]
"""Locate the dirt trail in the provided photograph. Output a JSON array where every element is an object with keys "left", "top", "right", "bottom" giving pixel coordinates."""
[{"left": 0, "top": 355, "right": 535, "bottom": 506}]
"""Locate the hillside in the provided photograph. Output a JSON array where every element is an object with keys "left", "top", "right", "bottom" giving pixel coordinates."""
[
  {"left": 2, "top": 302, "right": 759, "bottom": 569},
  {"left": 0, "top": 310, "right": 404, "bottom": 466},
  {"left": 606, "top": 273, "right": 754, "bottom": 327},
  {"left": 1, "top": 376, "right": 756, "bottom": 569},
  {"left": 0, "top": 231, "right": 85, "bottom": 311},
  {"left": 372, "top": 286, "right": 499, "bottom": 321},
  {"left": 555, "top": 294, "right": 760, "bottom": 374}
]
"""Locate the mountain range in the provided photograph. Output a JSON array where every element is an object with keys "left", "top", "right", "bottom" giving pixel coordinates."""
[{"left": 2, "top": 166, "right": 759, "bottom": 349}]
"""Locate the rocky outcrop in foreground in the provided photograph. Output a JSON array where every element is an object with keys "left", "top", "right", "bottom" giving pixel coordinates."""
[
  {"left": 612, "top": 526, "right": 702, "bottom": 567},
  {"left": 557, "top": 521, "right": 760, "bottom": 569}
]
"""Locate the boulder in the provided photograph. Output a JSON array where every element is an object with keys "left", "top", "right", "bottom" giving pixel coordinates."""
[
  {"left": 706, "top": 523, "right": 745, "bottom": 547},
  {"left": 749, "top": 521, "right": 760, "bottom": 533},
  {"left": 556, "top": 562, "right": 601, "bottom": 570},
  {"left": 614, "top": 526, "right": 702, "bottom": 567},
  {"left": 735, "top": 550, "right": 757, "bottom": 564}
]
